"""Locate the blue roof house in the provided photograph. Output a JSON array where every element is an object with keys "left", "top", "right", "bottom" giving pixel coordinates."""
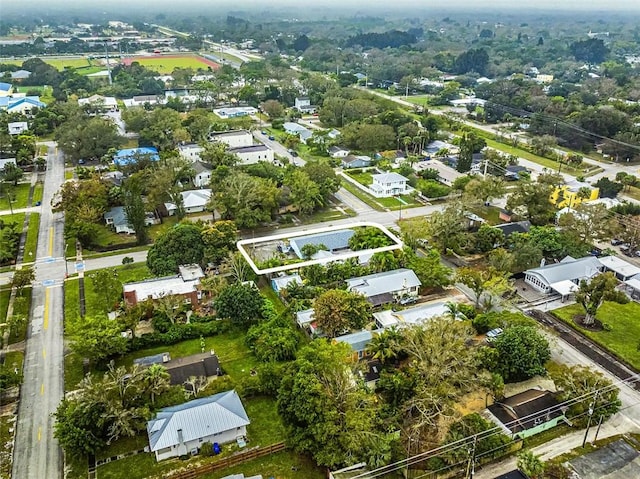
[
  {"left": 147, "top": 390, "right": 250, "bottom": 461},
  {"left": 0, "top": 82, "right": 13, "bottom": 95},
  {"left": 289, "top": 229, "right": 355, "bottom": 259},
  {"left": 113, "top": 147, "right": 160, "bottom": 166}
]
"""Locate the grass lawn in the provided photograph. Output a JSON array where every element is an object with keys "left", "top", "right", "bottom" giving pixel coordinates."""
[
  {"left": 64, "top": 278, "right": 80, "bottom": 321},
  {"left": 300, "top": 207, "right": 355, "bottom": 225},
  {"left": 468, "top": 205, "right": 502, "bottom": 225},
  {"left": 116, "top": 327, "right": 256, "bottom": 380},
  {"left": 3, "top": 350, "right": 24, "bottom": 372},
  {"left": 258, "top": 279, "right": 287, "bottom": 314},
  {"left": 44, "top": 57, "right": 92, "bottom": 70},
  {"left": 346, "top": 170, "right": 374, "bottom": 187},
  {"left": 81, "top": 244, "right": 149, "bottom": 260},
  {"left": 0, "top": 415, "right": 17, "bottom": 479},
  {"left": 97, "top": 435, "right": 149, "bottom": 461},
  {"left": 148, "top": 216, "right": 180, "bottom": 241},
  {"left": 0, "top": 288, "right": 10, "bottom": 325},
  {"left": 23, "top": 212, "right": 40, "bottom": 261},
  {"left": 83, "top": 263, "right": 153, "bottom": 317},
  {"left": 32, "top": 181, "right": 43, "bottom": 204},
  {"left": 124, "top": 55, "right": 215, "bottom": 73},
  {"left": 403, "top": 95, "right": 432, "bottom": 106},
  {"left": 376, "top": 195, "right": 421, "bottom": 208},
  {"left": 552, "top": 301, "right": 640, "bottom": 370},
  {"left": 8, "top": 287, "right": 31, "bottom": 344},
  {"left": 340, "top": 180, "right": 385, "bottom": 211},
  {"left": 200, "top": 451, "right": 325, "bottom": 479},
  {"left": 244, "top": 396, "right": 286, "bottom": 446},
  {"left": 64, "top": 352, "right": 85, "bottom": 391},
  {"left": 64, "top": 169, "right": 73, "bottom": 180},
  {"left": 624, "top": 186, "right": 640, "bottom": 202},
  {"left": 0, "top": 182, "right": 30, "bottom": 210},
  {"left": 88, "top": 224, "right": 138, "bottom": 251}
]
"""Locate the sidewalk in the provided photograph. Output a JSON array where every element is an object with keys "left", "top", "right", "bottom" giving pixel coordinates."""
[{"left": 474, "top": 414, "right": 639, "bottom": 478}]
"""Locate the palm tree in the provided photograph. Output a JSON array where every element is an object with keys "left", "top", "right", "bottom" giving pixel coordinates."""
[
  {"left": 444, "top": 301, "right": 467, "bottom": 320},
  {"left": 368, "top": 328, "right": 402, "bottom": 363},
  {"left": 143, "top": 364, "right": 171, "bottom": 405}
]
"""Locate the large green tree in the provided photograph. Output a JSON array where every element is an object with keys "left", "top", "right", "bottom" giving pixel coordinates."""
[
  {"left": 55, "top": 116, "right": 123, "bottom": 163},
  {"left": 492, "top": 326, "right": 550, "bottom": 382},
  {"left": 575, "top": 272, "right": 628, "bottom": 326},
  {"left": 214, "top": 282, "right": 265, "bottom": 327},
  {"left": 146, "top": 222, "right": 205, "bottom": 275},
  {"left": 313, "top": 289, "right": 372, "bottom": 338},
  {"left": 277, "top": 340, "right": 395, "bottom": 468},
  {"left": 455, "top": 267, "right": 512, "bottom": 309},
  {"left": 201, "top": 220, "right": 238, "bottom": 265},
  {"left": 122, "top": 174, "right": 150, "bottom": 245},
  {"left": 506, "top": 178, "right": 556, "bottom": 226}
]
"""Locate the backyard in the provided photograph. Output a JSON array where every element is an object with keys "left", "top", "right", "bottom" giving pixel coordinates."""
[{"left": 552, "top": 301, "right": 640, "bottom": 370}]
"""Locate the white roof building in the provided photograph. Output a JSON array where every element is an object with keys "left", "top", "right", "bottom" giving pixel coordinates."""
[
  {"left": 373, "top": 301, "right": 451, "bottom": 329},
  {"left": 598, "top": 256, "right": 640, "bottom": 282},
  {"left": 165, "top": 189, "right": 212, "bottom": 215},
  {"left": 346, "top": 268, "right": 421, "bottom": 307},
  {"left": 524, "top": 256, "right": 603, "bottom": 295},
  {"left": 369, "top": 172, "right": 409, "bottom": 198}
]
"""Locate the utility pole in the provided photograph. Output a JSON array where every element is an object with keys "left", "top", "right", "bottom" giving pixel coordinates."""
[
  {"left": 466, "top": 436, "right": 477, "bottom": 479},
  {"left": 104, "top": 40, "right": 113, "bottom": 85},
  {"left": 483, "top": 159, "right": 489, "bottom": 178},
  {"left": 592, "top": 415, "right": 604, "bottom": 445},
  {"left": 582, "top": 392, "right": 598, "bottom": 448}
]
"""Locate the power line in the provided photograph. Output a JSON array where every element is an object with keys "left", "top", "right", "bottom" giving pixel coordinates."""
[{"left": 350, "top": 373, "right": 640, "bottom": 479}]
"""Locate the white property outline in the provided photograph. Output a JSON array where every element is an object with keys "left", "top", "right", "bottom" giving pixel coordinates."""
[{"left": 237, "top": 221, "right": 404, "bottom": 275}]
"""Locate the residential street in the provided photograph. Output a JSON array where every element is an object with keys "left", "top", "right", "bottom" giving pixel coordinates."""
[{"left": 12, "top": 143, "right": 66, "bottom": 479}]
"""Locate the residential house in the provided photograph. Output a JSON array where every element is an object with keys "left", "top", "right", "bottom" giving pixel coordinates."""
[
  {"left": 228, "top": 145, "right": 274, "bottom": 165},
  {"left": 78, "top": 94, "right": 118, "bottom": 112},
  {"left": 373, "top": 301, "right": 451, "bottom": 329},
  {"left": 165, "top": 189, "right": 212, "bottom": 215},
  {"left": 101, "top": 170, "right": 125, "bottom": 187},
  {"left": 147, "top": 390, "right": 249, "bottom": 461},
  {"left": 104, "top": 206, "right": 159, "bottom": 234},
  {"left": 289, "top": 229, "right": 355, "bottom": 259},
  {"left": 0, "top": 96, "right": 46, "bottom": 115},
  {"left": 192, "top": 161, "right": 213, "bottom": 188},
  {"left": 487, "top": 389, "right": 567, "bottom": 439},
  {"left": 271, "top": 273, "right": 302, "bottom": 295},
  {"left": 369, "top": 172, "right": 409, "bottom": 198},
  {"left": 524, "top": 256, "right": 603, "bottom": 296},
  {"left": 177, "top": 143, "right": 204, "bottom": 163},
  {"left": 283, "top": 122, "right": 312, "bottom": 143},
  {"left": 623, "top": 273, "right": 640, "bottom": 301},
  {"left": 134, "top": 351, "right": 220, "bottom": 387},
  {"left": 328, "top": 146, "right": 351, "bottom": 159},
  {"left": 212, "top": 106, "right": 258, "bottom": 119},
  {"left": 296, "top": 309, "right": 315, "bottom": 329},
  {"left": 598, "top": 256, "right": 640, "bottom": 282},
  {"left": 341, "top": 155, "right": 372, "bottom": 168},
  {"left": 550, "top": 180, "right": 599, "bottom": 208},
  {"left": 358, "top": 360, "right": 382, "bottom": 390},
  {"left": 7, "top": 121, "right": 28, "bottom": 135},
  {"left": 123, "top": 264, "right": 204, "bottom": 307},
  {"left": 0, "top": 82, "right": 13, "bottom": 97},
  {"left": 294, "top": 97, "right": 318, "bottom": 114},
  {"left": 208, "top": 130, "right": 254, "bottom": 149},
  {"left": 494, "top": 221, "right": 531, "bottom": 240},
  {"left": 414, "top": 160, "right": 461, "bottom": 186},
  {"left": 555, "top": 197, "right": 621, "bottom": 221},
  {"left": 113, "top": 147, "right": 160, "bottom": 166},
  {"left": 499, "top": 209, "right": 515, "bottom": 223},
  {"left": 422, "top": 140, "right": 458, "bottom": 157},
  {"left": 335, "top": 329, "right": 383, "bottom": 360},
  {"left": 346, "top": 268, "right": 422, "bottom": 307},
  {"left": 122, "top": 95, "right": 166, "bottom": 108},
  {"left": 10, "top": 70, "right": 31, "bottom": 81},
  {"left": 0, "top": 158, "right": 17, "bottom": 169},
  {"left": 504, "top": 165, "right": 530, "bottom": 181}
]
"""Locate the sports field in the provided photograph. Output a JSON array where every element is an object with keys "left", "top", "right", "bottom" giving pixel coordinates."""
[{"left": 121, "top": 54, "right": 219, "bottom": 73}]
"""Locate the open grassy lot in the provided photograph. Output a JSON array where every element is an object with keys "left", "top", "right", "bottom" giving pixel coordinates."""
[
  {"left": 32, "top": 181, "right": 43, "bottom": 204},
  {"left": 200, "top": 450, "right": 325, "bottom": 479},
  {"left": 468, "top": 204, "right": 502, "bottom": 225},
  {"left": 8, "top": 287, "right": 31, "bottom": 344},
  {"left": 43, "top": 57, "right": 92, "bottom": 70},
  {"left": 123, "top": 54, "right": 218, "bottom": 74},
  {"left": 0, "top": 182, "right": 30, "bottom": 210},
  {"left": 83, "top": 262, "right": 153, "bottom": 315},
  {"left": 346, "top": 170, "right": 374, "bottom": 186},
  {"left": 23, "top": 212, "right": 40, "bottom": 261},
  {"left": 552, "top": 301, "right": 640, "bottom": 370}
]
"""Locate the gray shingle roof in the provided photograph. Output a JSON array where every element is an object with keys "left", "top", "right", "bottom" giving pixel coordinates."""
[{"left": 147, "top": 390, "right": 249, "bottom": 452}]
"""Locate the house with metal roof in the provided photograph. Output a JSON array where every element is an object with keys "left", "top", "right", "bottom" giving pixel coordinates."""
[
  {"left": 229, "top": 144, "right": 274, "bottom": 165},
  {"left": 373, "top": 301, "right": 451, "bottom": 329},
  {"left": 104, "top": 206, "right": 159, "bottom": 234},
  {"left": 328, "top": 146, "right": 351, "bottom": 159},
  {"left": 283, "top": 122, "right": 312, "bottom": 143},
  {"left": 369, "top": 172, "right": 409, "bottom": 198},
  {"left": 147, "top": 390, "right": 250, "bottom": 461},
  {"left": 0, "top": 96, "right": 46, "bottom": 114},
  {"left": 7, "top": 121, "right": 28, "bottom": 135},
  {"left": 599, "top": 256, "right": 640, "bottom": 282},
  {"left": 271, "top": 273, "right": 302, "bottom": 294},
  {"left": 0, "top": 82, "right": 13, "bottom": 96},
  {"left": 208, "top": 130, "right": 254, "bottom": 148},
  {"left": 10, "top": 70, "right": 31, "bottom": 81},
  {"left": 341, "top": 154, "right": 371, "bottom": 168},
  {"left": 487, "top": 389, "right": 568, "bottom": 439},
  {"left": 134, "top": 351, "right": 220, "bottom": 388},
  {"left": 289, "top": 229, "right": 355, "bottom": 259},
  {"left": 346, "top": 268, "right": 421, "bottom": 307},
  {"left": 335, "top": 329, "right": 383, "bottom": 360},
  {"left": 164, "top": 189, "right": 212, "bottom": 215},
  {"left": 78, "top": 94, "right": 118, "bottom": 112},
  {"left": 524, "top": 256, "right": 603, "bottom": 296},
  {"left": 113, "top": 147, "right": 160, "bottom": 166}
]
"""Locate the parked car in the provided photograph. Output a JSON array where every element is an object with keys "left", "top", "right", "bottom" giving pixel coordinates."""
[
  {"left": 268, "top": 135, "right": 275, "bottom": 141},
  {"left": 611, "top": 238, "right": 624, "bottom": 246},
  {"left": 398, "top": 296, "right": 417, "bottom": 306},
  {"left": 288, "top": 149, "right": 298, "bottom": 157},
  {"left": 261, "top": 130, "right": 267, "bottom": 135},
  {"left": 486, "top": 328, "right": 504, "bottom": 343},
  {"left": 620, "top": 243, "right": 630, "bottom": 251}
]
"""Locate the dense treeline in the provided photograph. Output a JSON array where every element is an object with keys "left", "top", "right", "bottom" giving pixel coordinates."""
[{"left": 345, "top": 30, "right": 418, "bottom": 49}]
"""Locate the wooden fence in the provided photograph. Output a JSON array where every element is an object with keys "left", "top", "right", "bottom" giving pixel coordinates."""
[{"left": 167, "top": 442, "right": 287, "bottom": 479}]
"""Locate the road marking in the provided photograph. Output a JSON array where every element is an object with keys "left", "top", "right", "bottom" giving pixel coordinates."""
[
  {"left": 44, "top": 288, "right": 50, "bottom": 330},
  {"left": 48, "top": 227, "right": 54, "bottom": 256},
  {"left": 42, "top": 348, "right": 46, "bottom": 359},
  {"left": 41, "top": 383, "right": 44, "bottom": 395},
  {"left": 37, "top": 426, "right": 41, "bottom": 441}
]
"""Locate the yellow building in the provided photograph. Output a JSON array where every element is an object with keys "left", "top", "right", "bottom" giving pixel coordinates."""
[{"left": 550, "top": 180, "right": 599, "bottom": 208}]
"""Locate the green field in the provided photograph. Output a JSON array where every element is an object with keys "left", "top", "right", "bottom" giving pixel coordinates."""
[
  {"left": 552, "top": 301, "right": 640, "bottom": 370},
  {"left": 0, "top": 182, "right": 30, "bottom": 211},
  {"left": 43, "top": 57, "right": 92, "bottom": 70},
  {"left": 125, "top": 55, "right": 215, "bottom": 74}
]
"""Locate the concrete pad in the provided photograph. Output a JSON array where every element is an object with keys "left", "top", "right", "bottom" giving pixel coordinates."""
[{"left": 570, "top": 439, "right": 639, "bottom": 479}]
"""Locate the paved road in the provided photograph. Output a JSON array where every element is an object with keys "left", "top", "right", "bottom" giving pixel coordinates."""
[
  {"left": 251, "top": 130, "right": 302, "bottom": 166},
  {"left": 13, "top": 143, "right": 66, "bottom": 479}
]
